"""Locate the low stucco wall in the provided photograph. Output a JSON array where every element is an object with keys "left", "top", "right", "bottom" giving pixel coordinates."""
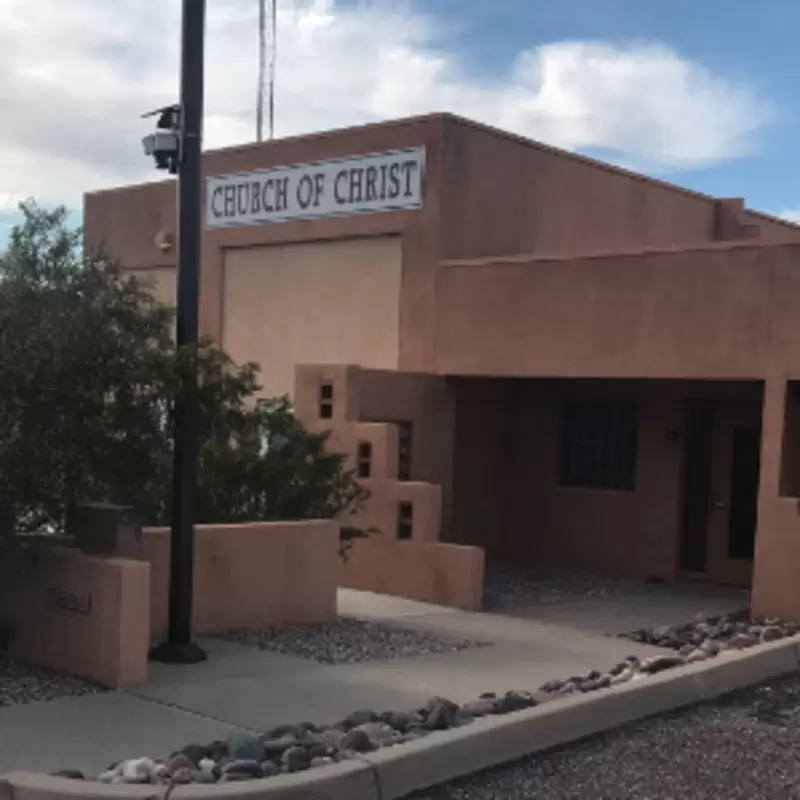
[
  {"left": 0, "top": 547, "right": 150, "bottom": 688},
  {"left": 118, "top": 521, "right": 340, "bottom": 636},
  {"left": 341, "top": 538, "right": 485, "bottom": 610}
]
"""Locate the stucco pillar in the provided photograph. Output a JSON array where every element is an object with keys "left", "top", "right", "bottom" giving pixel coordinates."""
[{"left": 751, "top": 377, "right": 800, "bottom": 620}]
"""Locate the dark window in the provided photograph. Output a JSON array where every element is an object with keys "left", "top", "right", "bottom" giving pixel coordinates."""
[
  {"left": 560, "top": 399, "right": 638, "bottom": 491},
  {"left": 357, "top": 442, "right": 372, "bottom": 479},
  {"left": 319, "top": 383, "right": 333, "bottom": 419},
  {"left": 397, "top": 502, "right": 413, "bottom": 540},
  {"left": 396, "top": 421, "right": 413, "bottom": 481}
]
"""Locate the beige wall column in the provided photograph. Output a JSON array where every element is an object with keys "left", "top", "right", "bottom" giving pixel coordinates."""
[{"left": 751, "top": 376, "right": 800, "bottom": 620}]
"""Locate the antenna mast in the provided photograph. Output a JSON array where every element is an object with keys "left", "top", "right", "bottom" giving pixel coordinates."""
[{"left": 256, "top": 0, "right": 276, "bottom": 142}]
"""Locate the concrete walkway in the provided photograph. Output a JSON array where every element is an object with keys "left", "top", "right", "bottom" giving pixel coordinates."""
[{"left": 0, "top": 585, "right": 735, "bottom": 775}]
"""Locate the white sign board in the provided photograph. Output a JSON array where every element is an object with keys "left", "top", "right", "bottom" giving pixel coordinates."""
[{"left": 205, "top": 147, "right": 425, "bottom": 229}]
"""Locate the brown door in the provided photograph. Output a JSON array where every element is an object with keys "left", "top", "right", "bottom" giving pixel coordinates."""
[{"left": 705, "top": 407, "right": 761, "bottom": 586}]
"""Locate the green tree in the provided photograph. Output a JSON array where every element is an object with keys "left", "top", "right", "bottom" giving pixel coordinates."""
[{"left": 0, "top": 202, "right": 368, "bottom": 553}]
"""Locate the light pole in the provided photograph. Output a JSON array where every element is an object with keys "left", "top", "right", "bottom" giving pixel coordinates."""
[{"left": 149, "top": 0, "right": 208, "bottom": 665}]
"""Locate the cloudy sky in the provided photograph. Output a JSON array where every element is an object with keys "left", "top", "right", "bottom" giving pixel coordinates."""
[{"left": 1, "top": 0, "right": 799, "bottom": 243}]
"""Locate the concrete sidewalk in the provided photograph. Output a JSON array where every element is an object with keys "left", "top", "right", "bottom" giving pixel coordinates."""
[{"left": 0, "top": 588, "right": 695, "bottom": 775}]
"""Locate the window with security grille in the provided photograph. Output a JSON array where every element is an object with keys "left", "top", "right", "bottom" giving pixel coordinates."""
[
  {"left": 319, "top": 383, "right": 334, "bottom": 419},
  {"left": 357, "top": 441, "right": 372, "bottom": 478},
  {"left": 559, "top": 399, "right": 638, "bottom": 491}
]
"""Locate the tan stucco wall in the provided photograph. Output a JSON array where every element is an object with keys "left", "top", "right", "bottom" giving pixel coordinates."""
[
  {"left": 222, "top": 237, "right": 402, "bottom": 399},
  {"left": 118, "top": 521, "right": 339, "bottom": 637},
  {"left": 128, "top": 266, "right": 176, "bottom": 309},
  {"left": 0, "top": 548, "right": 150, "bottom": 688}
]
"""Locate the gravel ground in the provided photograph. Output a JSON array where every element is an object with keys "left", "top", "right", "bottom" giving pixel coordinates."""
[
  {"left": 409, "top": 672, "right": 800, "bottom": 800},
  {"left": 220, "top": 618, "right": 488, "bottom": 664},
  {"left": 0, "top": 657, "right": 104, "bottom": 707},
  {"left": 483, "top": 564, "right": 624, "bottom": 611}
]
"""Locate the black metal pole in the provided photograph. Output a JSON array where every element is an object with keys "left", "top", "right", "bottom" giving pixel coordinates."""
[{"left": 151, "top": 0, "right": 207, "bottom": 665}]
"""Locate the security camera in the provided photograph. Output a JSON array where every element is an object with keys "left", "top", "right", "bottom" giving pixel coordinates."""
[
  {"left": 142, "top": 131, "right": 180, "bottom": 173},
  {"left": 141, "top": 104, "right": 182, "bottom": 175}
]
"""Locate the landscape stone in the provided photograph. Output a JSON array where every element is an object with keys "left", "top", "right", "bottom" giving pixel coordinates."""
[
  {"left": 282, "top": 746, "right": 311, "bottom": 773},
  {"left": 222, "top": 760, "right": 264, "bottom": 779},
  {"left": 341, "top": 727, "right": 375, "bottom": 752},
  {"left": 167, "top": 754, "right": 195, "bottom": 774},
  {"left": 180, "top": 744, "right": 208, "bottom": 766},
  {"left": 640, "top": 654, "right": 686, "bottom": 674},
  {"left": 729, "top": 633, "right": 759, "bottom": 649},
  {"left": 761, "top": 626, "right": 785, "bottom": 642},
  {"left": 261, "top": 734, "right": 301, "bottom": 757},
  {"left": 227, "top": 732, "right": 265, "bottom": 762},
  {"left": 260, "top": 760, "right": 281, "bottom": 777}
]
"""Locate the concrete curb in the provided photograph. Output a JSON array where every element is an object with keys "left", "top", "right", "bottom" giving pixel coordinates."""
[{"left": 3, "top": 638, "right": 800, "bottom": 800}]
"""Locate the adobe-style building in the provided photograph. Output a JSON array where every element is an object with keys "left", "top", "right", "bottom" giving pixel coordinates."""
[{"left": 84, "top": 112, "right": 800, "bottom": 619}]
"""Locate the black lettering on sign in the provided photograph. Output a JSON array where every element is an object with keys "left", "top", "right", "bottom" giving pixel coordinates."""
[
  {"left": 365, "top": 166, "right": 378, "bottom": 202},
  {"left": 312, "top": 173, "right": 325, "bottom": 207},
  {"left": 401, "top": 160, "right": 419, "bottom": 197},
  {"left": 334, "top": 170, "right": 348, "bottom": 204},
  {"left": 237, "top": 183, "right": 249, "bottom": 216},
  {"left": 387, "top": 163, "right": 401, "bottom": 199},
  {"left": 262, "top": 179, "right": 274, "bottom": 212},
  {"left": 275, "top": 177, "right": 289, "bottom": 211},
  {"left": 379, "top": 164, "right": 388, "bottom": 200},
  {"left": 349, "top": 168, "right": 364, "bottom": 204},
  {"left": 224, "top": 186, "right": 236, "bottom": 217},
  {"left": 250, "top": 181, "right": 261, "bottom": 214},
  {"left": 211, "top": 187, "right": 223, "bottom": 218},
  {"left": 296, "top": 174, "right": 314, "bottom": 209},
  {"left": 47, "top": 588, "right": 92, "bottom": 615}
]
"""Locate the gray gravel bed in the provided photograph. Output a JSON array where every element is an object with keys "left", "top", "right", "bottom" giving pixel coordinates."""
[
  {"left": 409, "top": 673, "right": 800, "bottom": 800},
  {"left": 0, "top": 656, "right": 105, "bottom": 707},
  {"left": 484, "top": 564, "right": 624, "bottom": 610},
  {"left": 220, "top": 618, "right": 489, "bottom": 664}
]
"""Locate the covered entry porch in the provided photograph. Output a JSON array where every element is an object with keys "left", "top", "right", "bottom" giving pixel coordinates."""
[{"left": 451, "top": 378, "right": 765, "bottom": 589}]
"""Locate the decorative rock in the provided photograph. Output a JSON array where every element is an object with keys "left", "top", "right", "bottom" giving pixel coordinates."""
[
  {"left": 425, "top": 699, "right": 458, "bottom": 730},
  {"left": 539, "top": 678, "right": 565, "bottom": 693},
  {"left": 179, "top": 744, "right": 208, "bottom": 766},
  {"left": 496, "top": 690, "right": 538, "bottom": 713},
  {"left": 282, "top": 746, "right": 311, "bottom": 773},
  {"left": 341, "top": 727, "right": 375, "bottom": 753},
  {"left": 51, "top": 770, "right": 84, "bottom": 780},
  {"left": 227, "top": 732, "right": 265, "bottom": 763},
  {"left": 170, "top": 768, "right": 194, "bottom": 785},
  {"left": 118, "top": 757, "right": 157, "bottom": 784},
  {"left": 685, "top": 648, "right": 710, "bottom": 664},
  {"left": 359, "top": 721, "right": 399, "bottom": 746},
  {"left": 260, "top": 760, "right": 281, "bottom": 777},
  {"left": 167, "top": 754, "right": 195, "bottom": 774},
  {"left": 206, "top": 740, "right": 228, "bottom": 762},
  {"left": 729, "top": 633, "right": 759, "bottom": 649},
  {"left": 700, "top": 639, "right": 721, "bottom": 656},
  {"left": 462, "top": 698, "right": 498, "bottom": 717},
  {"left": 198, "top": 757, "right": 217, "bottom": 773},
  {"left": 679, "top": 643, "right": 695, "bottom": 657},
  {"left": 261, "top": 734, "right": 301, "bottom": 758},
  {"left": 579, "top": 675, "right": 611, "bottom": 693},
  {"left": 342, "top": 709, "right": 379, "bottom": 728},
  {"left": 480, "top": 692, "right": 497, "bottom": 699},
  {"left": 384, "top": 711, "right": 415, "bottom": 732},
  {"left": 311, "top": 756, "right": 336, "bottom": 768},
  {"left": 222, "top": 759, "right": 264, "bottom": 779},
  {"left": 453, "top": 709, "right": 475, "bottom": 727},
  {"left": 640, "top": 654, "right": 686, "bottom": 674},
  {"left": 761, "top": 626, "right": 785, "bottom": 643}
]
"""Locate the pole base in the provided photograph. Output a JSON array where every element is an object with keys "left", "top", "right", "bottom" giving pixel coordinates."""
[{"left": 149, "top": 641, "right": 208, "bottom": 664}]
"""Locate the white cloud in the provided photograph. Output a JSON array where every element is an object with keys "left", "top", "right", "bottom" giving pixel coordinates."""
[
  {"left": 778, "top": 210, "right": 800, "bottom": 225},
  {"left": 0, "top": 0, "right": 772, "bottom": 211}
]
